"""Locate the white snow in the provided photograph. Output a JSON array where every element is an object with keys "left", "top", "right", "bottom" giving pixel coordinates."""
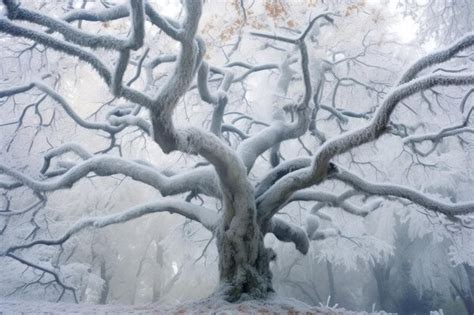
[{"left": 0, "top": 296, "right": 391, "bottom": 314}]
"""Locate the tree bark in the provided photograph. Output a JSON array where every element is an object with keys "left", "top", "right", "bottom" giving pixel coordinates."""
[{"left": 215, "top": 195, "right": 275, "bottom": 302}]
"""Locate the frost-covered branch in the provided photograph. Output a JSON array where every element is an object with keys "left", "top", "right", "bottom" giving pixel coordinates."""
[
  {"left": 459, "top": 88, "right": 474, "bottom": 112},
  {"left": 0, "top": 82, "right": 34, "bottom": 98},
  {"left": 268, "top": 218, "right": 309, "bottom": 254},
  {"left": 143, "top": 2, "right": 182, "bottom": 41},
  {"left": 310, "top": 73, "right": 474, "bottom": 182},
  {"left": 107, "top": 114, "right": 151, "bottom": 135},
  {"left": 221, "top": 124, "right": 249, "bottom": 139},
  {"left": 399, "top": 32, "right": 474, "bottom": 84},
  {"left": 333, "top": 165, "right": 474, "bottom": 216},
  {"left": 258, "top": 74, "right": 474, "bottom": 221},
  {"left": 2, "top": 199, "right": 217, "bottom": 257},
  {"left": 287, "top": 189, "right": 383, "bottom": 217},
  {"left": 0, "top": 192, "right": 45, "bottom": 216},
  {"left": 127, "top": 0, "right": 145, "bottom": 50},
  {"left": 34, "top": 82, "right": 119, "bottom": 133},
  {"left": 63, "top": 3, "right": 129, "bottom": 24},
  {"left": 197, "top": 61, "right": 222, "bottom": 105},
  {"left": 0, "top": 155, "right": 220, "bottom": 198},
  {"left": 197, "top": 61, "right": 234, "bottom": 137},
  {"left": 249, "top": 31, "right": 297, "bottom": 44},
  {"left": 0, "top": 18, "right": 154, "bottom": 107},
  {"left": 0, "top": 81, "right": 150, "bottom": 140},
  {"left": 112, "top": 49, "right": 130, "bottom": 96},
  {"left": 40, "top": 143, "right": 92, "bottom": 174},
  {"left": 3, "top": 0, "right": 144, "bottom": 50},
  {"left": 238, "top": 29, "right": 316, "bottom": 171},
  {"left": 147, "top": 2, "right": 258, "bottom": 224},
  {"left": 403, "top": 107, "right": 474, "bottom": 147},
  {"left": 250, "top": 13, "right": 333, "bottom": 45},
  {"left": 127, "top": 47, "right": 150, "bottom": 87},
  {"left": 6, "top": 253, "right": 78, "bottom": 303},
  {"left": 255, "top": 157, "right": 311, "bottom": 198}
]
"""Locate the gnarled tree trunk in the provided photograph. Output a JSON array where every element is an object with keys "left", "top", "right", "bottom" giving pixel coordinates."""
[{"left": 215, "top": 188, "right": 275, "bottom": 301}]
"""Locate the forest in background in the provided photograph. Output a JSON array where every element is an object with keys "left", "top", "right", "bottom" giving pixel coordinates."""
[{"left": 0, "top": 0, "right": 473, "bottom": 313}]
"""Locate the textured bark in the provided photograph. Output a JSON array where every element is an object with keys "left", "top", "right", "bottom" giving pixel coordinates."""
[{"left": 215, "top": 195, "right": 274, "bottom": 302}]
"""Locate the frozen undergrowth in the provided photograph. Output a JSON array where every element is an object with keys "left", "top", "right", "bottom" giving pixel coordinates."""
[{"left": 0, "top": 296, "right": 393, "bottom": 314}]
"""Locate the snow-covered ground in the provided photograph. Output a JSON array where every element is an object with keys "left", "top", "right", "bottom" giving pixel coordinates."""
[{"left": 0, "top": 296, "right": 389, "bottom": 314}]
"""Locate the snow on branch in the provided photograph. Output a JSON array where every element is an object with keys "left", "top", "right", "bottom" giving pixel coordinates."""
[
  {"left": 333, "top": 165, "right": 474, "bottom": 216},
  {"left": 399, "top": 32, "right": 474, "bottom": 84},
  {"left": 268, "top": 217, "right": 309, "bottom": 254},
  {"left": 312, "top": 73, "right": 474, "bottom": 179},
  {"left": 237, "top": 111, "right": 310, "bottom": 172},
  {"left": 402, "top": 107, "right": 474, "bottom": 148},
  {"left": 459, "top": 88, "right": 474, "bottom": 112},
  {"left": 197, "top": 61, "right": 234, "bottom": 137},
  {"left": 0, "top": 155, "right": 219, "bottom": 198},
  {"left": 33, "top": 82, "right": 119, "bottom": 133},
  {"left": 0, "top": 82, "right": 34, "bottom": 98},
  {"left": 0, "top": 178, "right": 21, "bottom": 189},
  {"left": 249, "top": 31, "right": 297, "bottom": 44},
  {"left": 6, "top": 252, "right": 78, "bottom": 303},
  {"left": 127, "top": 0, "right": 145, "bottom": 50},
  {"left": 112, "top": 49, "right": 131, "bottom": 96},
  {"left": 127, "top": 47, "right": 150, "bottom": 87},
  {"left": 3, "top": 2, "right": 131, "bottom": 50},
  {"left": 198, "top": 61, "right": 222, "bottom": 105},
  {"left": 225, "top": 62, "right": 282, "bottom": 83},
  {"left": 238, "top": 15, "right": 334, "bottom": 172},
  {"left": 143, "top": 2, "right": 182, "bottom": 41},
  {"left": 151, "top": 0, "right": 203, "bottom": 114},
  {"left": 250, "top": 12, "right": 334, "bottom": 43},
  {"left": 0, "top": 18, "right": 110, "bottom": 81},
  {"left": 40, "top": 143, "right": 92, "bottom": 175},
  {"left": 0, "top": 18, "right": 154, "bottom": 107},
  {"left": 298, "top": 13, "right": 335, "bottom": 41},
  {"left": 258, "top": 63, "right": 474, "bottom": 220},
  {"left": 257, "top": 73, "right": 474, "bottom": 217},
  {"left": 287, "top": 189, "right": 383, "bottom": 217},
  {"left": 236, "top": 53, "right": 310, "bottom": 171},
  {"left": 255, "top": 157, "right": 311, "bottom": 198},
  {"left": 64, "top": 2, "right": 179, "bottom": 43},
  {"left": 147, "top": 1, "right": 257, "bottom": 211},
  {"left": 0, "top": 192, "right": 45, "bottom": 217},
  {"left": 63, "top": 3, "right": 129, "bottom": 23},
  {"left": 2, "top": 199, "right": 218, "bottom": 256},
  {"left": 0, "top": 81, "right": 152, "bottom": 140},
  {"left": 2, "top": 195, "right": 214, "bottom": 302}
]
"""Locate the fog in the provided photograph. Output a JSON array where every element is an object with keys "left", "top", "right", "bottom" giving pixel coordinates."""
[{"left": 0, "top": 1, "right": 473, "bottom": 314}]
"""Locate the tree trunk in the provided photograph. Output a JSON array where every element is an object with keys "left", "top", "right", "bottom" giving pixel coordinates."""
[
  {"left": 461, "top": 264, "right": 474, "bottom": 315},
  {"left": 326, "top": 260, "right": 337, "bottom": 304},
  {"left": 98, "top": 258, "right": 109, "bottom": 304},
  {"left": 215, "top": 198, "right": 275, "bottom": 302},
  {"left": 372, "top": 262, "right": 393, "bottom": 312},
  {"left": 462, "top": 297, "right": 474, "bottom": 315}
]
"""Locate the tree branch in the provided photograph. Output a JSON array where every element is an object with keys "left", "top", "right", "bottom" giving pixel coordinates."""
[
  {"left": 333, "top": 165, "right": 474, "bottom": 216},
  {"left": 3, "top": 199, "right": 217, "bottom": 256}
]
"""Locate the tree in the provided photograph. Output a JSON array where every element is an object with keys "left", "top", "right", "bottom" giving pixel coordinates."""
[
  {"left": 0, "top": 0, "right": 473, "bottom": 304},
  {"left": 401, "top": 0, "right": 473, "bottom": 44}
]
